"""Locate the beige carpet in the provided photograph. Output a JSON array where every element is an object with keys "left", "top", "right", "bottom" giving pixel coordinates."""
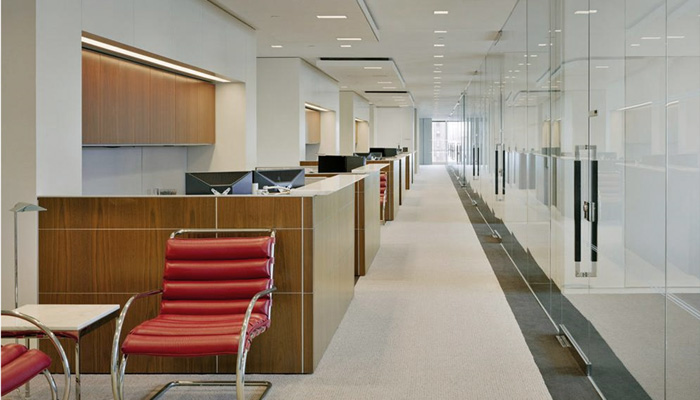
[{"left": 7, "top": 166, "right": 551, "bottom": 400}]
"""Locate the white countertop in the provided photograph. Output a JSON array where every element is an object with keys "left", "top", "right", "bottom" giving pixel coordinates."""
[
  {"left": 2, "top": 304, "right": 119, "bottom": 332},
  {"left": 352, "top": 164, "right": 389, "bottom": 173},
  {"left": 291, "top": 174, "right": 366, "bottom": 196}
]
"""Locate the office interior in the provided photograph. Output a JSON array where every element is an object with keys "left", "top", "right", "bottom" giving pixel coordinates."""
[{"left": 2, "top": 0, "right": 699, "bottom": 399}]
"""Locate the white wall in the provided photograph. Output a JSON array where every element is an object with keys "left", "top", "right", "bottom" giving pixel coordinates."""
[
  {"left": 300, "top": 61, "right": 339, "bottom": 156},
  {"left": 257, "top": 58, "right": 302, "bottom": 167},
  {"left": 2, "top": 0, "right": 38, "bottom": 309},
  {"left": 36, "top": 0, "right": 82, "bottom": 196},
  {"left": 374, "top": 107, "right": 415, "bottom": 151},
  {"left": 257, "top": 58, "right": 339, "bottom": 166},
  {"left": 339, "top": 91, "right": 371, "bottom": 154},
  {"left": 75, "top": 0, "right": 257, "bottom": 194}
]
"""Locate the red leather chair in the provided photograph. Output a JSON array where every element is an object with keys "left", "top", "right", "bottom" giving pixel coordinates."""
[
  {"left": 1, "top": 310, "right": 71, "bottom": 400},
  {"left": 110, "top": 229, "right": 276, "bottom": 400},
  {"left": 380, "top": 172, "right": 388, "bottom": 223}
]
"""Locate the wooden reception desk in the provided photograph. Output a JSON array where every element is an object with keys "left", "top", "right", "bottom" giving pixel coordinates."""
[{"left": 38, "top": 175, "right": 361, "bottom": 374}]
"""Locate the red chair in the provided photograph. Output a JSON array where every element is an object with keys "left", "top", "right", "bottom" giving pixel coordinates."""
[
  {"left": 1, "top": 310, "right": 71, "bottom": 400},
  {"left": 110, "top": 229, "right": 276, "bottom": 400},
  {"left": 380, "top": 172, "right": 388, "bottom": 223}
]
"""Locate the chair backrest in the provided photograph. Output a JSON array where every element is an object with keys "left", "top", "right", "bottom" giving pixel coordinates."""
[{"left": 161, "top": 236, "right": 275, "bottom": 317}]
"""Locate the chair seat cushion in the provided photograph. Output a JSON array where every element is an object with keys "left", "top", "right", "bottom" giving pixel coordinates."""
[
  {"left": 121, "top": 313, "right": 270, "bottom": 357},
  {"left": 1, "top": 347, "right": 52, "bottom": 396}
]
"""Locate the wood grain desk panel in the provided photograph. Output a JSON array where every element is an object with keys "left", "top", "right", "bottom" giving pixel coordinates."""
[{"left": 38, "top": 192, "right": 354, "bottom": 374}]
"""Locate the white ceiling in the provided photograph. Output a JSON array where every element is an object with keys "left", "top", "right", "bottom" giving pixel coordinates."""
[{"left": 212, "top": 0, "right": 518, "bottom": 120}]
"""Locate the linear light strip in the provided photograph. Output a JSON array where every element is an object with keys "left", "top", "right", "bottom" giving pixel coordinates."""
[
  {"left": 304, "top": 103, "right": 330, "bottom": 112},
  {"left": 81, "top": 37, "right": 230, "bottom": 83}
]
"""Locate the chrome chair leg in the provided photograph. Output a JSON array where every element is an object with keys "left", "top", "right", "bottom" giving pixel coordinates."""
[
  {"left": 42, "top": 369, "right": 58, "bottom": 400},
  {"left": 236, "top": 350, "right": 248, "bottom": 400},
  {"left": 111, "top": 354, "right": 128, "bottom": 400}
]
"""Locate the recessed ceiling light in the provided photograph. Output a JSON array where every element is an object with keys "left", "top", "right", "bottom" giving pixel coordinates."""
[
  {"left": 434, "top": 77, "right": 441, "bottom": 79},
  {"left": 630, "top": 43, "right": 641, "bottom": 47},
  {"left": 574, "top": 10, "right": 597, "bottom": 14},
  {"left": 271, "top": 45, "right": 283, "bottom": 48},
  {"left": 383, "top": 86, "right": 397, "bottom": 89},
  {"left": 641, "top": 36, "right": 661, "bottom": 40},
  {"left": 434, "top": 44, "right": 445, "bottom": 47},
  {"left": 434, "top": 30, "right": 447, "bottom": 33},
  {"left": 340, "top": 44, "right": 352, "bottom": 48},
  {"left": 667, "top": 35, "right": 685, "bottom": 39},
  {"left": 595, "top": 65, "right": 609, "bottom": 69},
  {"left": 538, "top": 43, "right": 547, "bottom": 47},
  {"left": 364, "top": 66, "right": 382, "bottom": 70},
  {"left": 378, "top": 81, "right": 393, "bottom": 84},
  {"left": 317, "top": 15, "right": 347, "bottom": 19},
  {"left": 434, "top": 55, "right": 444, "bottom": 58},
  {"left": 337, "top": 37, "right": 362, "bottom": 41},
  {"left": 434, "top": 70, "right": 442, "bottom": 73},
  {"left": 434, "top": 63, "right": 443, "bottom": 67},
  {"left": 434, "top": 11, "right": 449, "bottom": 15}
]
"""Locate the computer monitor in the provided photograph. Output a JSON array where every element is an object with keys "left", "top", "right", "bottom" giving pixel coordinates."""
[
  {"left": 370, "top": 147, "right": 399, "bottom": 157},
  {"left": 253, "top": 168, "right": 306, "bottom": 188},
  {"left": 186, "top": 171, "right": 253, "bottom": 195},
  {"left": 318, "top": 155, "right": 366, "bottom": 173}
]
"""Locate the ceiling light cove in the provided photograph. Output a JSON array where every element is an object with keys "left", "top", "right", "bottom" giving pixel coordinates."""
[
  {"left": 81, "top": 36, "right": 230, "bottom": 82},
  {"left": 317, "top": 15, "right": 347, "bottom": 19},
  {"left": 337, "top": 37, "right": 362, "bottom": 41}
]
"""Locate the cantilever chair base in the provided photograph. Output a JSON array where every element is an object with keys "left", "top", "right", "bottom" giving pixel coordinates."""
[{"left": 149, "top": 380, "right": 272, "bottom": 400}]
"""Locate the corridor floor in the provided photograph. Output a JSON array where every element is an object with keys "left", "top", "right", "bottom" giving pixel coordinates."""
[{"left": 9, "top": 166, "right": 552, "bottom": 400}]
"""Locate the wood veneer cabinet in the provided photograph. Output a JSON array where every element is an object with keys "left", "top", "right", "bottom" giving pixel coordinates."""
[{"left": 82, "top": 49, "right": 215, "bottom": 145}]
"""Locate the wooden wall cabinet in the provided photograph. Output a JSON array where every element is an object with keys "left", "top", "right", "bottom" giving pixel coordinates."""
[{"left": 82, "top": 49, "right": 215, "bottom": 145}]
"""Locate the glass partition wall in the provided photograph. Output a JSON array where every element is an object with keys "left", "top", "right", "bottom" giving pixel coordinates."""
[{"left": 458, "top": 0, "right": 700, "bottom": 398}]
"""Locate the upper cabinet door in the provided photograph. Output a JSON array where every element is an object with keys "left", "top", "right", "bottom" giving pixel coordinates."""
[{"left": 82, "top": 49, "right": 215, "bottom": 146}]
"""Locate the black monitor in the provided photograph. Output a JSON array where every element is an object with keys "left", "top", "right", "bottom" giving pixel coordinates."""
[
  {"left": 254, "top": 168, "right": 305, "bottom": 188},
  {"left": 186, "top": 171, "right": 253, "bottom": 195},
  {"left": 318, "top": 155, "right": 366, "bottom": 173},
  {"left": 370, "top": 147, "right": 399, "bottom": 157}
]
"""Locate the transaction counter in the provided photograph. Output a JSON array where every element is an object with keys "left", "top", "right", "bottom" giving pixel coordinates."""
[{"left": 37, "top": 175, "right": 362, "bottom": 374}]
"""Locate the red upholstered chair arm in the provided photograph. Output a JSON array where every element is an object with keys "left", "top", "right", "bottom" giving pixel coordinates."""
[
  {"left": 1, "top": 310, "right": 71, "bottom": 400},
  {"left": 237, "top": 286, "right": 277, "bottom": 357}
]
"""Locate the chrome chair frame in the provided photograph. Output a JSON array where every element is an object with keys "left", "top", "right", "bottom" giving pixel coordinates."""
[
  {"left": 110, "top": 229, "right": 277, "bottom": 400},
  {"left": 1, "top": 310, "right": 72, "bottom": 400}
]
